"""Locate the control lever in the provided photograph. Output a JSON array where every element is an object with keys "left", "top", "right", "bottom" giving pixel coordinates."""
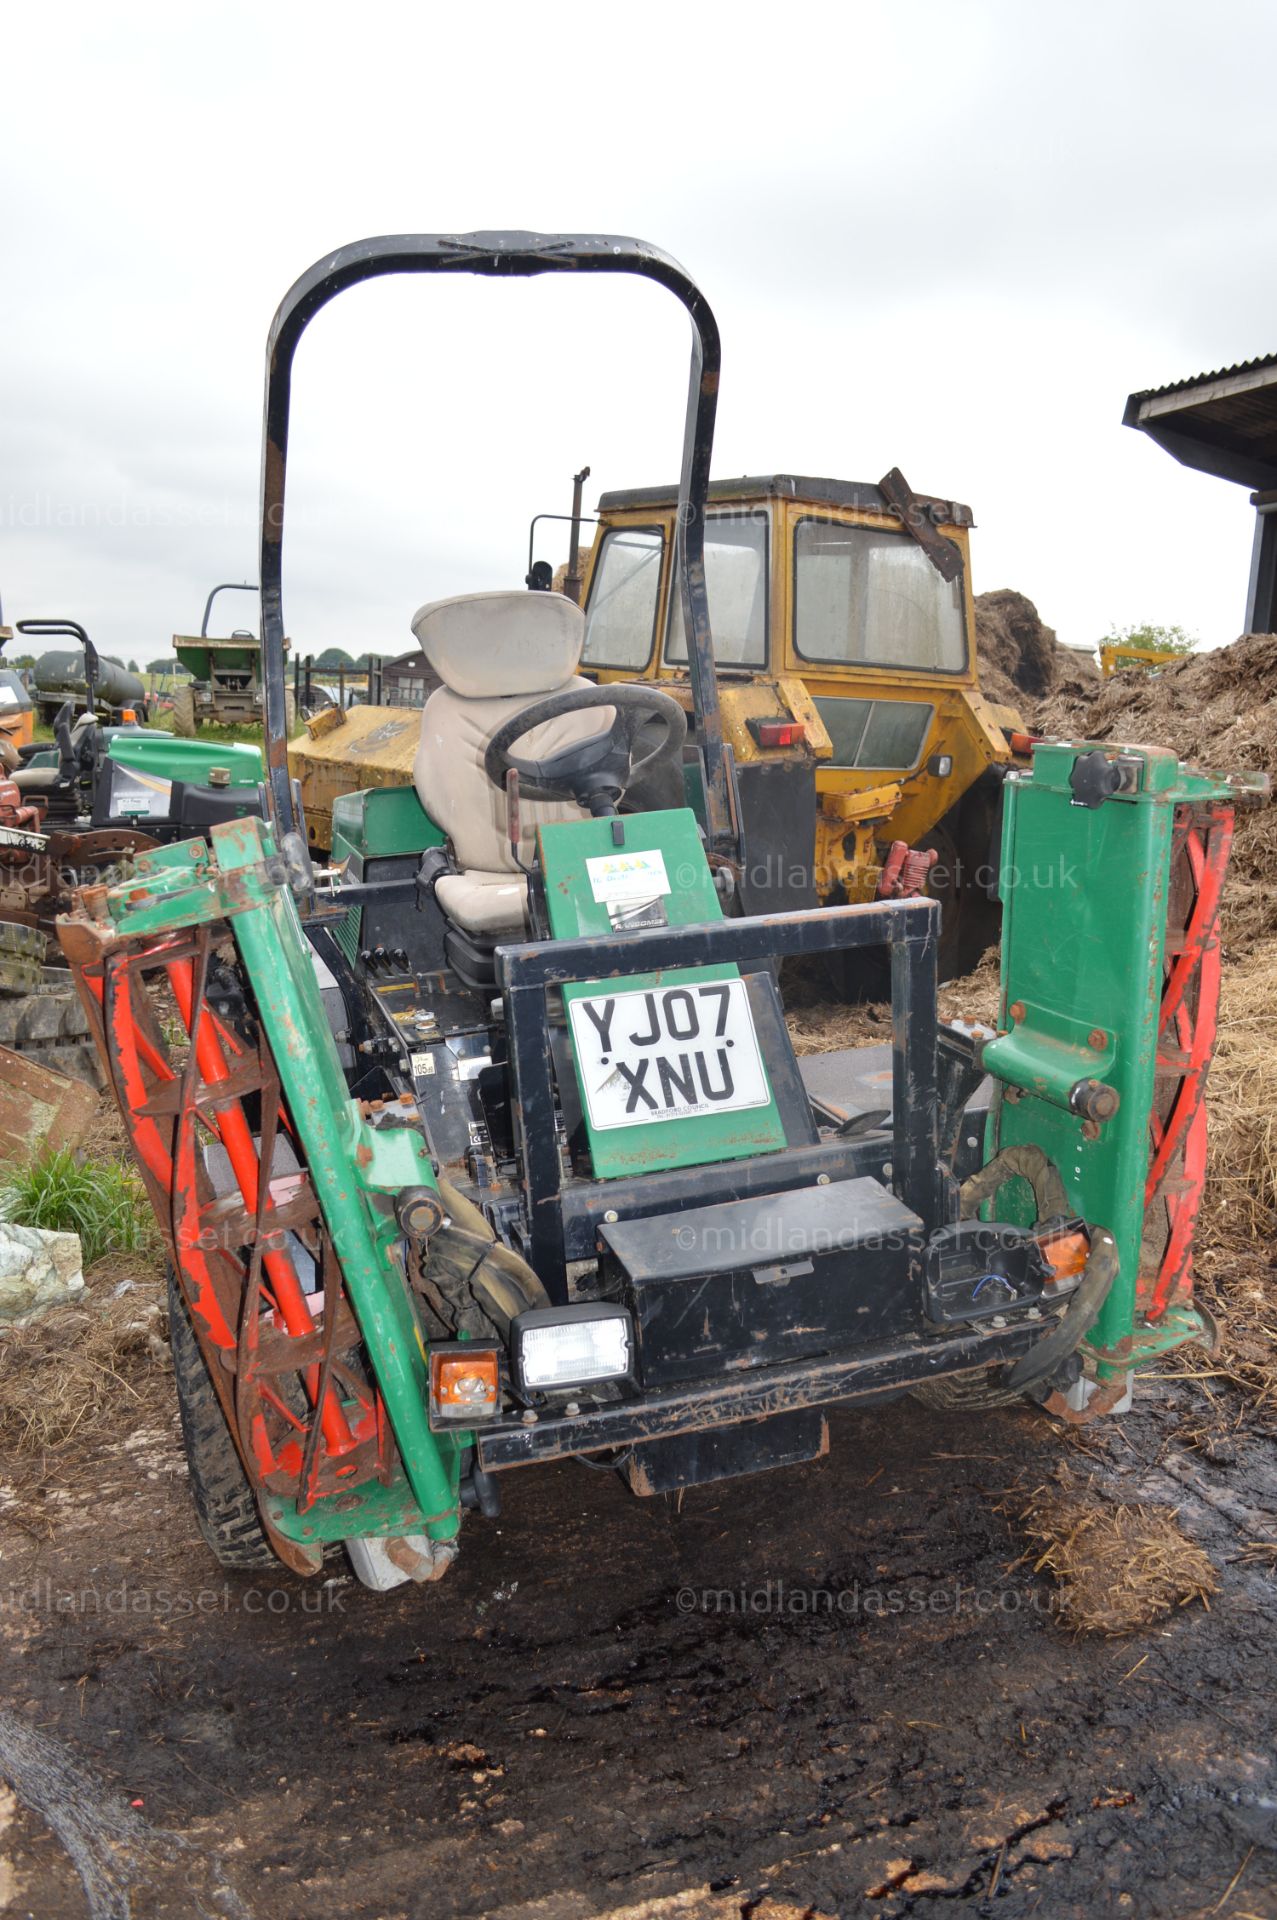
[{"left": 506, "top": 767, "right": 525, "bottom": 871}]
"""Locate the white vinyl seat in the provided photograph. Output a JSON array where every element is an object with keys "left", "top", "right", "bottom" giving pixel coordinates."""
[{"left": 412, "top": 591, "right": 613, "bottom": 937}]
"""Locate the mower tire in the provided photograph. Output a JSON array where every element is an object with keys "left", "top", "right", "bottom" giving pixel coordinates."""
[{"left": 167, "top": 1267, "right": 277, "bottom": 1570}]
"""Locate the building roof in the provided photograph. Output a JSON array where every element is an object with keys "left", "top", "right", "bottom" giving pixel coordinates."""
[
  {"left": 597, "top": 474, "right": 974, "bottom": 526},
  {"left": 1123, "top": 354, "right": 1277, "bottom": 492}
]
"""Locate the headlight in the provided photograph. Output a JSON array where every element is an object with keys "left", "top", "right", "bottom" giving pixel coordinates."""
[{"left": 513, "top": 1304, "right": 634, "bottom": 1393}]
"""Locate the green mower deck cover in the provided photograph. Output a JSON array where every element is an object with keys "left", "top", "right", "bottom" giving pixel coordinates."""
[{"left": 108, "top": 732, "right": 263, "bottom": 787}]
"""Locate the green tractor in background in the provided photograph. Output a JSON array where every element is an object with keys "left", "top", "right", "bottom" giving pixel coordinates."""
[{"left": 60, "top": 233, "right": 1264, "bottom": 1590}]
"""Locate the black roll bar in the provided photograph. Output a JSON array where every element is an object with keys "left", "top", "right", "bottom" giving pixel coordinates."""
[
  {"left": 201, "top": 583, "right": 260, "bottom": 638},
  {"left": 257, "top": 231, "right": 730, "bottom": 850}
]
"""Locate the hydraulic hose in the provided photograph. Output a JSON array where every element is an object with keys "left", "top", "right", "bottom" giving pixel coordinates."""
[
  {"left": 1002, "top": 1226, "right": 1118, "bottom": 1393},
  {"left": 941, "top": 1144, "right": 1118, "bottom": 1400},
  {"left": 959, "top": 1143, "right": 1068, "bottom": 1225},
  {"left": 428, "top": 1176, "right": 550, "bottom": 1335}
]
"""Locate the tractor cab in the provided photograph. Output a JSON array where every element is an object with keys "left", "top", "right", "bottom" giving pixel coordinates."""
[{"left": 581, "top": 474, "right": 1022, "bottom": 973}]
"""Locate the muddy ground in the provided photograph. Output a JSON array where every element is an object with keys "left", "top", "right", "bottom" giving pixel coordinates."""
[{"left": 1, "top": 1365, "right": 1274, "bottom": 1920}]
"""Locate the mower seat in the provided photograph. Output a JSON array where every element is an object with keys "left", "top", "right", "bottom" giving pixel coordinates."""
[
  {"left": 11, "top": 710, "right": 96, "bottom": 794},
  {"left": 412, "top": 591, "right": 613, "bottom": 942}
]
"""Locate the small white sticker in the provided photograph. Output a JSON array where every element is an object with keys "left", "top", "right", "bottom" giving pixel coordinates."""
[
  {"left": 0, "top": 824, "right": 47, "bottom": 851},
  {"left": 409, "top": 1052, "right": 436, "bottom": 1077},
  {"left": 586, "top": 847, "right": 670, "bottom": 906}
]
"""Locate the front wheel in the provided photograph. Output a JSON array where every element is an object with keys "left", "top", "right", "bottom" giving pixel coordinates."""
[{"left": 167, "top": 1267, "right": 276, "bottom": 1570}]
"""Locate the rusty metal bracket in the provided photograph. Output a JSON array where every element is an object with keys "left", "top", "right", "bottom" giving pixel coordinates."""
[{"left": 877, "top": 468, "right": 964, "bottom": 584}]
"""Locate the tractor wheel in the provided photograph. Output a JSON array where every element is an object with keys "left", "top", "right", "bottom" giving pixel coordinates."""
[
  {"left": 0, "top": 933, "right": 103, "bottom": 1087},
  {"left": 935, "top": 778, "right": 1004, "bottom": 982},
  {"left": 169, "top": 684, "right": 197, "bottom": 738},
  {"left": 912, "top": 1369, "right": 1024, "bottom": 1410},
  {"left": 167, "top": 1267, "right": 277, "bottom": 1570}
]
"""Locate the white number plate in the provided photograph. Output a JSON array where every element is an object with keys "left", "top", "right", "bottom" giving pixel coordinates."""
[{"left": 568, "top": 978, "right": 769, "bottom": 1131}]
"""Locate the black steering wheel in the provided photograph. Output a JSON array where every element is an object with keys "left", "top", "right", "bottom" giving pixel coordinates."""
[{"left": 483, "top": 684, "right": 687, "bottom": 814}]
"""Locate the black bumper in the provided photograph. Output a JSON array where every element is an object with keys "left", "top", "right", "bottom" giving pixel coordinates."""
[{"left": 475, "top": 1317, "right": 1041, "bottom": 1472}]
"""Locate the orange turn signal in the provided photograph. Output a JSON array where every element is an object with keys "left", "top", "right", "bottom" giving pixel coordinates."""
[
  {"left": 1036, "top": 1226, "right": 1090, "bottom": 1282},
  {"left": 121, "top": 707, "right": 137, "bottom": 724},
  {"left": 428, "top": 1345, "right": 500, "bottom": 1425}
]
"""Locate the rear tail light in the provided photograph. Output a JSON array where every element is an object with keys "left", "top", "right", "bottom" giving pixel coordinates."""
[{"left": 750, "top": 719, "right": 805, "bottom": 749}]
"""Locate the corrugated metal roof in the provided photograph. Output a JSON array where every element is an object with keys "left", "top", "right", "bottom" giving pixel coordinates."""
[
  {"left": 1123, "top": 353, "right": 1277, "bottom": 492},
  {"left": 1126, "top": 351, "right": 1277, "bottom": 406}
]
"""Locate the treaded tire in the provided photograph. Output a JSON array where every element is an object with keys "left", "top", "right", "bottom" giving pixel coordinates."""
[
  {"left": 0, "top": 978, "right": 103, "bottom": 1088},
  {"left": 167, "top": 1266, "right": 277, "bottom": 1570},
  {"left": 169, "top": 684, "right": 197, "bottom": 738}
]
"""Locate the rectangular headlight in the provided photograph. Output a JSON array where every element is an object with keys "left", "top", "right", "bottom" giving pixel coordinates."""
[{"left": 513, "top": 1304, "right": 634, "bottom": 1393}]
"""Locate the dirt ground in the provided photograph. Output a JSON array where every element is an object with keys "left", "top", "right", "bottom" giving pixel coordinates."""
[{"left": 0, "top": 1355, "right": 1274, "bottom": 1920}]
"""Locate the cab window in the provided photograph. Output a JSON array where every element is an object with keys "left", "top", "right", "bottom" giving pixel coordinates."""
[
  {"left": 582, "top": 527, "right": 664, "bottom": 669},
  {"left": 794, "top": 517, "right": 967, "bottom": 672},
  {"left": 812, "top": 696, "right": 934, "bottom": 771},
  {"left": 666, "top": 512, "right": 768, "bottom": 669}
]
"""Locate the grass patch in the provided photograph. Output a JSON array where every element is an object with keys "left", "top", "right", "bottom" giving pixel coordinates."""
[{"left": 0, "top": 1148, "right": 159, "bottom": 1268}]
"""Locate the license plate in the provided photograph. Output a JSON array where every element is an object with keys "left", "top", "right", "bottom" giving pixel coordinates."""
[{"left": 568, "top": 978, "right": 769, "bottom": 1130}]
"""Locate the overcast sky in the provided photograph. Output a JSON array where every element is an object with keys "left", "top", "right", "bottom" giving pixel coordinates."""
[{"left": 4, "top": 0, "right": 1276, "bottom": 667}]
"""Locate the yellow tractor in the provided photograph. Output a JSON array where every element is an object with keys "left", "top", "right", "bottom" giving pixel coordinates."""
[
  {"left": 290, "top": 466, "right": 1025, "bottom": 979},
  {"left": 580, "top": 469, "right": 1025, "bottom": 976}
]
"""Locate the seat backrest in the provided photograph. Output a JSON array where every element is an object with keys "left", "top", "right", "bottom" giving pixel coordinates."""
[{"left": 411, "top": 591, "right": 612, "bottom": 874}]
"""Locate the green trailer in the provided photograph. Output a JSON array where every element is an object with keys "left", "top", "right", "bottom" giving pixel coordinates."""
[{"left": 168, "top": 582, "right": 278, "bottom": 734}]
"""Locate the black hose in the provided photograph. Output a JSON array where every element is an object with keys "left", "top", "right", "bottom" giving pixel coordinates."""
[
  {"left": 1002, "top": 1226, "right": 1118, "bottom": 1393},
  {"left": 951, "top": 1143, "right": 1117, "bottom": 1400}
]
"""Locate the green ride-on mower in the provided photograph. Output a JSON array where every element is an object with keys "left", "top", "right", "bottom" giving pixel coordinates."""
[
  {"left": 0, "top": 618, "right": 266, "bottom": 1081},
  {"left": 2, "top": 617, "right": 266, "bottom": 926},
  {"left": 60, "top": 234, "right": 1264, "bottom": 1591}
]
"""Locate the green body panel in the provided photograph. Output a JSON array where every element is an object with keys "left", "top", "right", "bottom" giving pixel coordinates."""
[
  {"left": 103, "top": 819, "right": 464, "bottom": 1544},
  {"left": 987, "top": 742, "right": 1244, "bottom": 1376},
  {"left": 109, "top": 731, "right": 263, "bottom": 788},
  {"left": 330, "top": 785, "right": 444, "bottom": 962},
  {"left": 537, "top": 809, "right": 786, "bottom": 1177},
  {"left": 25, "top": 728, "right": 263, "bottom": 789},
  {"left": 332, "top": 784, "right": 445, "bottom": 863}
]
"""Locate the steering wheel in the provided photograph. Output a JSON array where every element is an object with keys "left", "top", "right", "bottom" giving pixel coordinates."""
[{"left": 483, "top": 684, "right": 687, "bottom": 814}]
